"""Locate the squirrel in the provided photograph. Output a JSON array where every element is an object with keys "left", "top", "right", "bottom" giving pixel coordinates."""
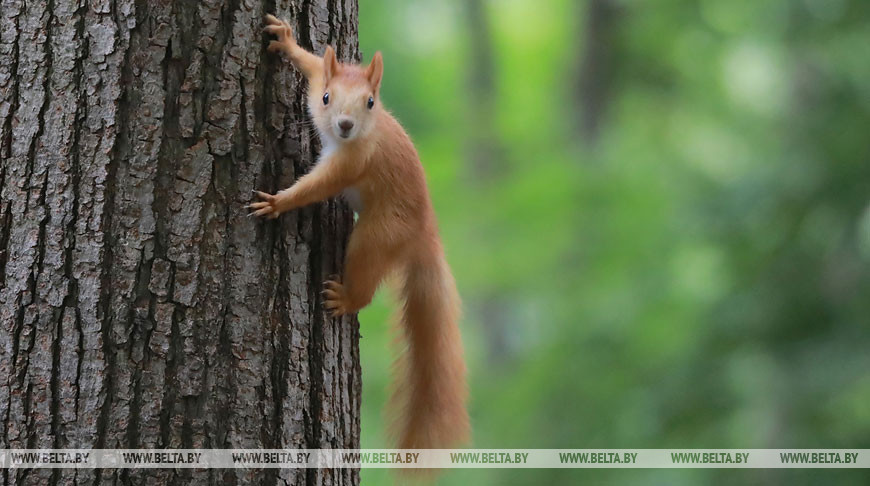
[{"left": 252, "top": 14, "right": 469, "bottom": 451}]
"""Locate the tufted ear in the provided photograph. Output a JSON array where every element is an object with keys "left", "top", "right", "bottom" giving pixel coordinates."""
[
  {"left": 323, "top": 45, "right": 340, "bottom": 83},
  {"left": 365, "top": 51, "right": 383, "bottom": 93}
]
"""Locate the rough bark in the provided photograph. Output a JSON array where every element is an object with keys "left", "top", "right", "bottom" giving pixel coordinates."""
[{"left": 0, "top": 0, "right": 361, "bottom": 484}]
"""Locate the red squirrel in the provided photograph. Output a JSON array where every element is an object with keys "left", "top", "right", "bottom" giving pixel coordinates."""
[{"left": 252, "top": 14, "right": 469, "bottom": 450}]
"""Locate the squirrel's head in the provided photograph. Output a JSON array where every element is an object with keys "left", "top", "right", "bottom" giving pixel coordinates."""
[{"left": 310, "top": 46, "right": 383, "bottom": 143}]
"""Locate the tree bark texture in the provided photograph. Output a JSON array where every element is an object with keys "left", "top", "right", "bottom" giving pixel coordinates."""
[{"left": 0, "top": 0, "right": 361, "bottom": 484}]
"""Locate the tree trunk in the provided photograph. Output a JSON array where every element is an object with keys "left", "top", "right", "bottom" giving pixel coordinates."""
[{"left": 0, "top": 0, "right": 360, "bottom": 484}]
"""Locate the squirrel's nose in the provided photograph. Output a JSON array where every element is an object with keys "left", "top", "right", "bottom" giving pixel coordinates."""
[{"left": 338, "top": 119, "right": 354, "bottom": 131}]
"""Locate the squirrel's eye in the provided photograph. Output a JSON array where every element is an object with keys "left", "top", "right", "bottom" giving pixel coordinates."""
[
  {"left": 322, "top": 92, "right": 329, "bottom": 105},
  {"left": 367, "top": 96, "right": 374, "bottom": 109}
]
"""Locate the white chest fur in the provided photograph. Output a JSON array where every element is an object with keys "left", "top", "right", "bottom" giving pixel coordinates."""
[
  {"left": 317, "top": 135, "right": 338, "bottom": 163},
  {"left": 316, "top": 132, "right": 363, "bottom": 212}
]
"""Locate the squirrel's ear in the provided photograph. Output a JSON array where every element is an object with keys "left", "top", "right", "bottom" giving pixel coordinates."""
[
  {"left": 365, "top": 51, "right": 383, "bottom": 93},
  {"left": 323, "top": 46, "right": 339, "bottom": 83}
]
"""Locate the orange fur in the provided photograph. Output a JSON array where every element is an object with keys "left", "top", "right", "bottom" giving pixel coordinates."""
[{"left": 256, "top": 15, "right": 469, "bottom": 451}]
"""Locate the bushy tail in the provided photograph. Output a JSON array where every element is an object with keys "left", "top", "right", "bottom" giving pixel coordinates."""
[{"left": 390, "top": 245, "right": 469, "bottom": 450}]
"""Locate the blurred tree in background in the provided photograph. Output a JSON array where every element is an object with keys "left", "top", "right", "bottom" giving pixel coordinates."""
[{"left": 357, "top": 0, "right": 870, "bottom": 483}]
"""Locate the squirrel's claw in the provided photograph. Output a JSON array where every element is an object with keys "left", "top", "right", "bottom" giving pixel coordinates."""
[
  {"left": 248, "top": 191, "right": 279, "bottom": 218},
  {"left": 253, "top": 190, "right": 276, "bottom": 202},
  {"left": 322, "top": 280, "right": 349, "bottom": 317},
  {"left": 251, "top": 207, "right": 274, "bottom": 217},
  {"left": 264, "top": 14, "right": 283, "bottom": 26},
  {"left": 263, "top": 24, "right": 286, "bottom": 35}
]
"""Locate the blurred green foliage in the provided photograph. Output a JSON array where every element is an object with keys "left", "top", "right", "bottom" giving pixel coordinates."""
[{"left": 356, "top": 0, "right": 870, "bottom": 483}]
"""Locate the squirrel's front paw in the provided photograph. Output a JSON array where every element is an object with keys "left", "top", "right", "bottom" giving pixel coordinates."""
[
  {"left": 264, "top": 14, "right": 295, "bottom": 53},
  {"left": 248, "top": 190, "right": 282, "bottom": 219},
  {"left": 322, "top": 278, "right": 350, "bottom": 317}
]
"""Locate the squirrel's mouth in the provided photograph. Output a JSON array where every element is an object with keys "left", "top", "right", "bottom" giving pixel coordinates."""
[{"left": 337, "top": 128, "right": 355, "bottom": 139}]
